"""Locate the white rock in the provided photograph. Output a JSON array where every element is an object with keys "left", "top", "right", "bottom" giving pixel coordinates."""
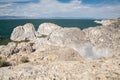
[
  {"left": 83, "top": 20, "right": 120, "bottom": 58},
  {"left": 0, "top": 42, "right": 16, "bottom": 57},
  {"left": 37, "top": 23, "right": 61, "bottom": 36},
  {"left": 49, "top": 27, "right": 86, "bottom": 46},
  {"left": 10, "top": 23, "right": 36, "bottom": 41}
]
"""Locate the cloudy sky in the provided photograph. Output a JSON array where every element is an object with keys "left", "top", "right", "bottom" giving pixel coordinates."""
[{"left": 0, "top": 0, "right": 120, "bottom": 19}]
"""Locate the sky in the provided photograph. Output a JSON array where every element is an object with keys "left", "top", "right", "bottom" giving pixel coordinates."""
[{"left": 0, "top": 0, "right": 120, "bottom": 19}]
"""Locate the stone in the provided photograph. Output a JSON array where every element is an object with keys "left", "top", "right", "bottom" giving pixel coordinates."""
[
  {"left": 47, "top": 27, "right": 89, "bottom": 58},
  {"left": 37, "top": 23, "right": 61, "bottom": 36},
  {"left": 49, "top": 27, "right": 86, "bottom": 47},
  {"left": 10, "top": 23, "right": 36, "bottom": 41},
  {"left": 83, "top": 19, "right": 120, "bottom": 58},
  {"left": 0, "top": 42, "right": 16, "bottom": 57},
  {"left": 15, "top": 42, "right": 34, "bottom": 53},
  {"left": 29, "top": 45, "right": 83, "bottom": 62}
]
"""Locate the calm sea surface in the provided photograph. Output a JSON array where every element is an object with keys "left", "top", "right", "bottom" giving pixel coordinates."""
[{"left": 0, "top": 19, "right": 101, "bottom": 45}]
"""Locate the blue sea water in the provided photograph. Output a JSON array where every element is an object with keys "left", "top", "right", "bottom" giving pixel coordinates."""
[{"left": 0, "top": 19, "right": 101, "bottom": 45}]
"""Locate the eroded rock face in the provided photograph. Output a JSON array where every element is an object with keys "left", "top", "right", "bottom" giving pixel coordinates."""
[
  {"left": 0, "top": 42, "right": 16, "bottom": 57},
  {"left": 83, "top": 20, "right": 120, "bottom": 58},
  {"left": 10, "top": 23, "right": 36, "bottom": 41}
]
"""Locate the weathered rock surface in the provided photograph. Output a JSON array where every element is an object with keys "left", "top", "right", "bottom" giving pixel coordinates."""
[
  {"left": 83, "top": 20, "right": 120, "bottom": 58},
  {"left": 10, "top": 23, "right": 36, "bottom": 41},
  {"left": 49, "top": 28, "right": 86, "bottom": 46},
  {"left": 0, "top": 19, "right": 120, "bottom": 80},
  {"left": 0, "top": 42, "right": 16, "bottom": 57},
  {"left": 37, "top": 23, "right": 61, "bottom": 36},
  {"left": 0, "top": 58, "right": 120, "bottom": 80},
  {"left": 29, "top": 45, "right": 83, "bottom": 62}
]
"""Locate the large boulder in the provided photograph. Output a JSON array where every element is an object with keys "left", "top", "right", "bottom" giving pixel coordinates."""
[
  {"left": 37, "top": 23, "right": 61, "bottom": 36},
  {"left": 10, "top": 23, "right": 36, "bottom": 42},
  {"left": 48, "top": 27, "right": 88, "bottom": 57},
  {"left": 49, "top": 27, "right": 86, "bottom": 46},
  {"left": 33, "top": 23, "right": 62, "bottom": 46}
]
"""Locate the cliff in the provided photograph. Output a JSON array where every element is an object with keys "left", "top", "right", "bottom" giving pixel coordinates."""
[{"left": 0, "top": 19, "right": 120, "bottom": 80}]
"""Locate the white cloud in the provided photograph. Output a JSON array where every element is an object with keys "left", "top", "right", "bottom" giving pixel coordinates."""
[
  {"left": 0, "top": 0, "right": 33, "bottom": 3},
  {"left": 0, "top": 0, "right": 120, "bottom": 19}
]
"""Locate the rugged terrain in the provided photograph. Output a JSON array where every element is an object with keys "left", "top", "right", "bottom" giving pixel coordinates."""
[{"left": 0, "top": 19, "right": 120, "bottom": 80}]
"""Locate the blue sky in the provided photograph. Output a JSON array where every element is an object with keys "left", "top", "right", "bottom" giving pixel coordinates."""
[{"left": 0, "top": 0, "right": 120, "bottom": 19}]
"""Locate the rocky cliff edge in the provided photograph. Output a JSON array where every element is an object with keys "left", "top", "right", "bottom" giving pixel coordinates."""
[{"left": 0, "top": 19, "right": 120, "bottom": 80}]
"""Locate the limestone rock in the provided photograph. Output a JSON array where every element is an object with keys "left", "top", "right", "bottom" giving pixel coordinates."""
[
  {"left": 15, "top": 42, "right": 34, "bottom": 53},
  {"left": 29, "top": 45, "right": 83, "bottom": 62},
  {"left": 47, "top": 27, "right": 89, "bottom": 58},
  {"left": 49, "top": 27, "right": 86, "bottom": 46},
  {"left": 83, "top": 19, "right": 120, "bottom": 58},
  {"left": 37, "top": 23, "right": 61, "bottom": 36},
  {"left": 0, "top": 42, "right": 16, "bottom": 57},
  {"left": 10, "top": 23, "right": 36, "bottom": 41},
  {"left": 84, "top": 21, "right": 120, "bottom": 49}
]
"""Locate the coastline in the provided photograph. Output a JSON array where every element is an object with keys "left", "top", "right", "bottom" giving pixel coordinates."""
[
  {"left": 0, "top": 19, "right": 101, "bottom": 45},
  {"left": 0, "top": 18, "right": 120, "bottom": 80}
]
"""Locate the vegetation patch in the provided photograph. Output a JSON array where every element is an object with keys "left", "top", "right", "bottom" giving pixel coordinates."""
[
  {"left": 0, "top": 57, "right": 11, "bottom": 67},
  {"left": 20, "top": 56, "right": 29, "bottom": 63}
]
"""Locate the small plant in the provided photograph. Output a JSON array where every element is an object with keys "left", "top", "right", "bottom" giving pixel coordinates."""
[
  {"left": 0, "top": 57, "right": 11, "bottom": 67},
  {"left": 20, "top": 56, "right": 29, "bottom": 63}
]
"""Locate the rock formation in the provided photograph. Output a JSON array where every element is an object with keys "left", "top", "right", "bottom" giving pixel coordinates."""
[
  {"left": 37, "top": 23, "right": 61, "bottom": 36},
  {"left": 10, "top": 23, "right": 36, "bottom": 42},
  {"left": 0, "top": 19, "right": 120, "bottom": 80}
]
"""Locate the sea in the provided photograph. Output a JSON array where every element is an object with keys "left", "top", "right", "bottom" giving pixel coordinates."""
[{"left": 0, "top": 19, "right": 101, "bottom": 45}]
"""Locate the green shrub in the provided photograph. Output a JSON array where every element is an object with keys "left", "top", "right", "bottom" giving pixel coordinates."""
[{"left": 20, "top": 56, "right": 29, "bottom": 63}]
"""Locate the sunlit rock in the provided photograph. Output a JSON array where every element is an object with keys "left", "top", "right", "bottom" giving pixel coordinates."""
[{"left": 10, "top": 23, "right": 36, "bottom": 41}]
